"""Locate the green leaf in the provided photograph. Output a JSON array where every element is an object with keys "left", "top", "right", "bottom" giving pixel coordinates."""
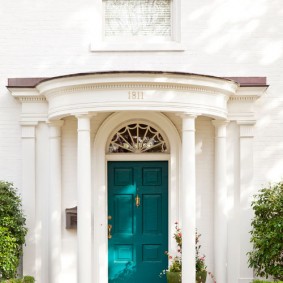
[{"left": 248, "top": 181, "right": 283, "bottom": 280}]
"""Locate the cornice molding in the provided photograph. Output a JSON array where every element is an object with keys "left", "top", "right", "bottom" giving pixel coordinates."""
[
  {"left": 43, "top": 83, "right": 227, "bottom": 99},
  {"left": 7, "top": 87, "right": 46, "bottom": 103},
  {"left": 35, "top": 72, "right": 238, "bottom": 99},
  {"left": 18, "top": 96, "right": 47, "bottom": 102},
  {"left": 229, "top": 96, "right": 258, "bottom": 101}
]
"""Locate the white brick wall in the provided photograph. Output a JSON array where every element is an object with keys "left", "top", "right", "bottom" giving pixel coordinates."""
[
  {"left": 1, "top": 0, "right": 283, "bottom": 281},
  {"left": 0, "top": 85, "right": 22, "bottom": 187}
]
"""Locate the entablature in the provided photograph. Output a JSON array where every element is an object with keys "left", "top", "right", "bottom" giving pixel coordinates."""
[{"left": 7, "top": 71, "right": 268, "bottom": 123}]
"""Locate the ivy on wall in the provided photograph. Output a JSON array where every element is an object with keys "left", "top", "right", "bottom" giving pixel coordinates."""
[{"left": 0, "top": 182, "right": 27, "bottom": 279}]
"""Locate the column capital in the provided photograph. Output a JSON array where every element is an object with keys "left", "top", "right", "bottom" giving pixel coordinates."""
[
  {"left": 237, "top": 121, "right": 255, "bottom": 138},
  {"left": 177, "top": 112, "right": 198, "bottom": 120},
  {"left": 212, "top": 120, "right": 229, "bottom": 138},
  {"left": 21, "top": 125, "right": 36, "bottom": 138},
  {"left": 73, "top": 112, "right": 96, "bottom": 119},
  {"left": 212, "top": 119, "right": 229, "bottom": 128},
  {"left": 48, "top": 120, "right": 64, "bottom": 139},
  {"left": 47, "top": 120, "right": 64, "bottom": 128},
  {"left": 20, "top": 121, "right": 38, "bottom": 126},
  {"left": 178, "top": 113, "right": 197, "bottom": 132},
  {"left": 236, "top": 120, "right": 256, "bottom": 126}
]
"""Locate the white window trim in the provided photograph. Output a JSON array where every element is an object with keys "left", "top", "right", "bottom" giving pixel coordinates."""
[{"left": 90, "top": 0, "right": 184, "bottom": 52}]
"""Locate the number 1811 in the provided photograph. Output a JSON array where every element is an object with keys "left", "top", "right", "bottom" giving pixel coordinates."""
[{"left": 128, "top": 91, "right": 144, "bottom": 100}]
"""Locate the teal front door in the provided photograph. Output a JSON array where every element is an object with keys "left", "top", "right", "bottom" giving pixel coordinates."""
[{"left": 108, "top": 161, "right": 168, "bottom": 283}]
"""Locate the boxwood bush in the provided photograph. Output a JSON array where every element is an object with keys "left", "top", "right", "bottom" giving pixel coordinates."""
[
  {"left": 0, "top": 276, "right": 35, "bottom": 283},
  {"left": 248, "top": 182, "right": 283, "bottom": 281},
  {"left": 0, "top": 182, "right": 27, "bottom": 279}
]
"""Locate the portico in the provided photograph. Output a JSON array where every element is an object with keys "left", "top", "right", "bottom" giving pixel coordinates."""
[{"left": 8, "top": 71, "right": 267, "bottom": 283}]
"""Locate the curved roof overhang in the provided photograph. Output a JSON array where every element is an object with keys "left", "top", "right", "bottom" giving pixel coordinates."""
[{"left": 7, "top": 71, "right": 268, "bottom": 122}]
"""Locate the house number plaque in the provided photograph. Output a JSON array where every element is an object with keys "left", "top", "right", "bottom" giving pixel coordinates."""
[{"left": 128, "top": 91, "right": 144, "bottom": 100}]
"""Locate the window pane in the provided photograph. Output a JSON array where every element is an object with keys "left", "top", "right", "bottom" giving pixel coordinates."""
[{"left": 104, "top": 0, "right": 171, "bottom": 37}]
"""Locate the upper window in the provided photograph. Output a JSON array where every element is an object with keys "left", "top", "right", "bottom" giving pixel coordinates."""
[
  {"left": 108, "top": 122, "right": 168, "bottom": 153},
  {"left": 103, "top": 0, "right": 171, "bottom": 40},
  {"left": 91, "top": 0, "right": 183, "bottom": 51}
]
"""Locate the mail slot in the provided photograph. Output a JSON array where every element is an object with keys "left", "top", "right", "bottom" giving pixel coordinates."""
[{"left": 65, "top": 206, "right": 77, "bottom": 229}]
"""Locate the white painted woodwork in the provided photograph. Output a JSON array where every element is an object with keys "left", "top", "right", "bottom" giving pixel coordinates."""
[
  {"left": 21, "top": 123, "right": 37, "bottom": 278},
  {"left": 180, "top": 114, "right": 196, "bottom": 283},
  {"left": 238, "top": 122, "right": 255, "bottom": 283},
  {"left": 76, "top": 114, "right": 92, "bottom": 283},
  {"left": 212, "top": 120, "right": 228, "bottom": 283},
  {"left": 48, "top": 120, "right": 64, "bottom": 283},
  {"left": 35, "top": 73, "right": 238, "bottom": 120}
]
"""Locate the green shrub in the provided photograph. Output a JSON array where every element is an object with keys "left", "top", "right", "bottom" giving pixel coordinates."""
[
  {"left": 248, "top": 182, "right": 283, "bottom": 280},
  {"left": 0, "top": 181, "right": 27, "bottom": 279},
  {"left": 252, "top": 280, "right": 283, "bottom": 283},
  {"left": 0, "top": 227, "right": 18, "bottom": 279},
  {"left": 0, "top": 276, "right": 35, "bottom": 283},
  {"left": 22, "top": 276, "right": 35, "bottom": 283},
  {"left": 1, "top": 279, "right": 21, "bottom": 283}
]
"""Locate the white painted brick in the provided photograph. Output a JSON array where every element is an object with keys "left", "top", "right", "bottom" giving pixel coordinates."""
[{"left": 1, "top": 0, "right": 283, "bottom": 281}]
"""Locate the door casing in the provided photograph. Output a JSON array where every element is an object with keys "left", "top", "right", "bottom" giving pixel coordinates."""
[{"left": 93, "top": 112, "right": 181, "bottom": 283}]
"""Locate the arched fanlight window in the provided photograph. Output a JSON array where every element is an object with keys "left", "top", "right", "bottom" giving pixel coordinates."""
[{"left": 108, "top": 123, "right": 168, "bottom": 153}]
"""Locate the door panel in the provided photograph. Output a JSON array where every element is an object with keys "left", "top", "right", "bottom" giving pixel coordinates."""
[
  {"left": 108, "top": 161, "right": 168, "bottom": 283},
  {"left": 142, "top": 194, "right": 162, "bottom": 234},
  {"left": 114, "top": 195, "right": 133, "bottom": 234}
]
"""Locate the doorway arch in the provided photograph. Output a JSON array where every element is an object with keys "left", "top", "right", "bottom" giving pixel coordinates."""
[{"left": 92, "top": 111, "right": 181, "bottom": 283}]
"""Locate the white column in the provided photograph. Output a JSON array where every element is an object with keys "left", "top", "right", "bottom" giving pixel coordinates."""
[
  {"left": 212, "top": 120, "right": 228, "bottom": 283},
  {"left": 181, "top": 114, "right": 197, "bottom": 283},
  {"left": 48, "top": 120, "right": 64, "bottom": 283},
  {"left": 21, "top": 122, "right": 37, "bottom": 278},
  {"left": 77, "top": 114, "right": 92, "bottom": 283},
  {"left": 238, "top": 122, "right": 255, "bottom": 283}
]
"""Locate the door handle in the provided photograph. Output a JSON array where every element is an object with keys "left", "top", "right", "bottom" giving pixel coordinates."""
[
  {"left": 108, "top": 224, "right": 112, "bottom": 239},
  {"left": 135, "top": 188, "right": 141, "bottom": 207},
  {"left": 135, "top": 193, "right": 141, "bottom": 207}
]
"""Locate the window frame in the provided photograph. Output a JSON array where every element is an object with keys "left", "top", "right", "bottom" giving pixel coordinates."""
[{"left": 90, "top": 0, "right": 184, "bottom": 52}]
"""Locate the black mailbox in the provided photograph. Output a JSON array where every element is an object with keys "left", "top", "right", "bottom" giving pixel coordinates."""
[{"left": 65, "top": 206, "right": 77, "bottom": 229}]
